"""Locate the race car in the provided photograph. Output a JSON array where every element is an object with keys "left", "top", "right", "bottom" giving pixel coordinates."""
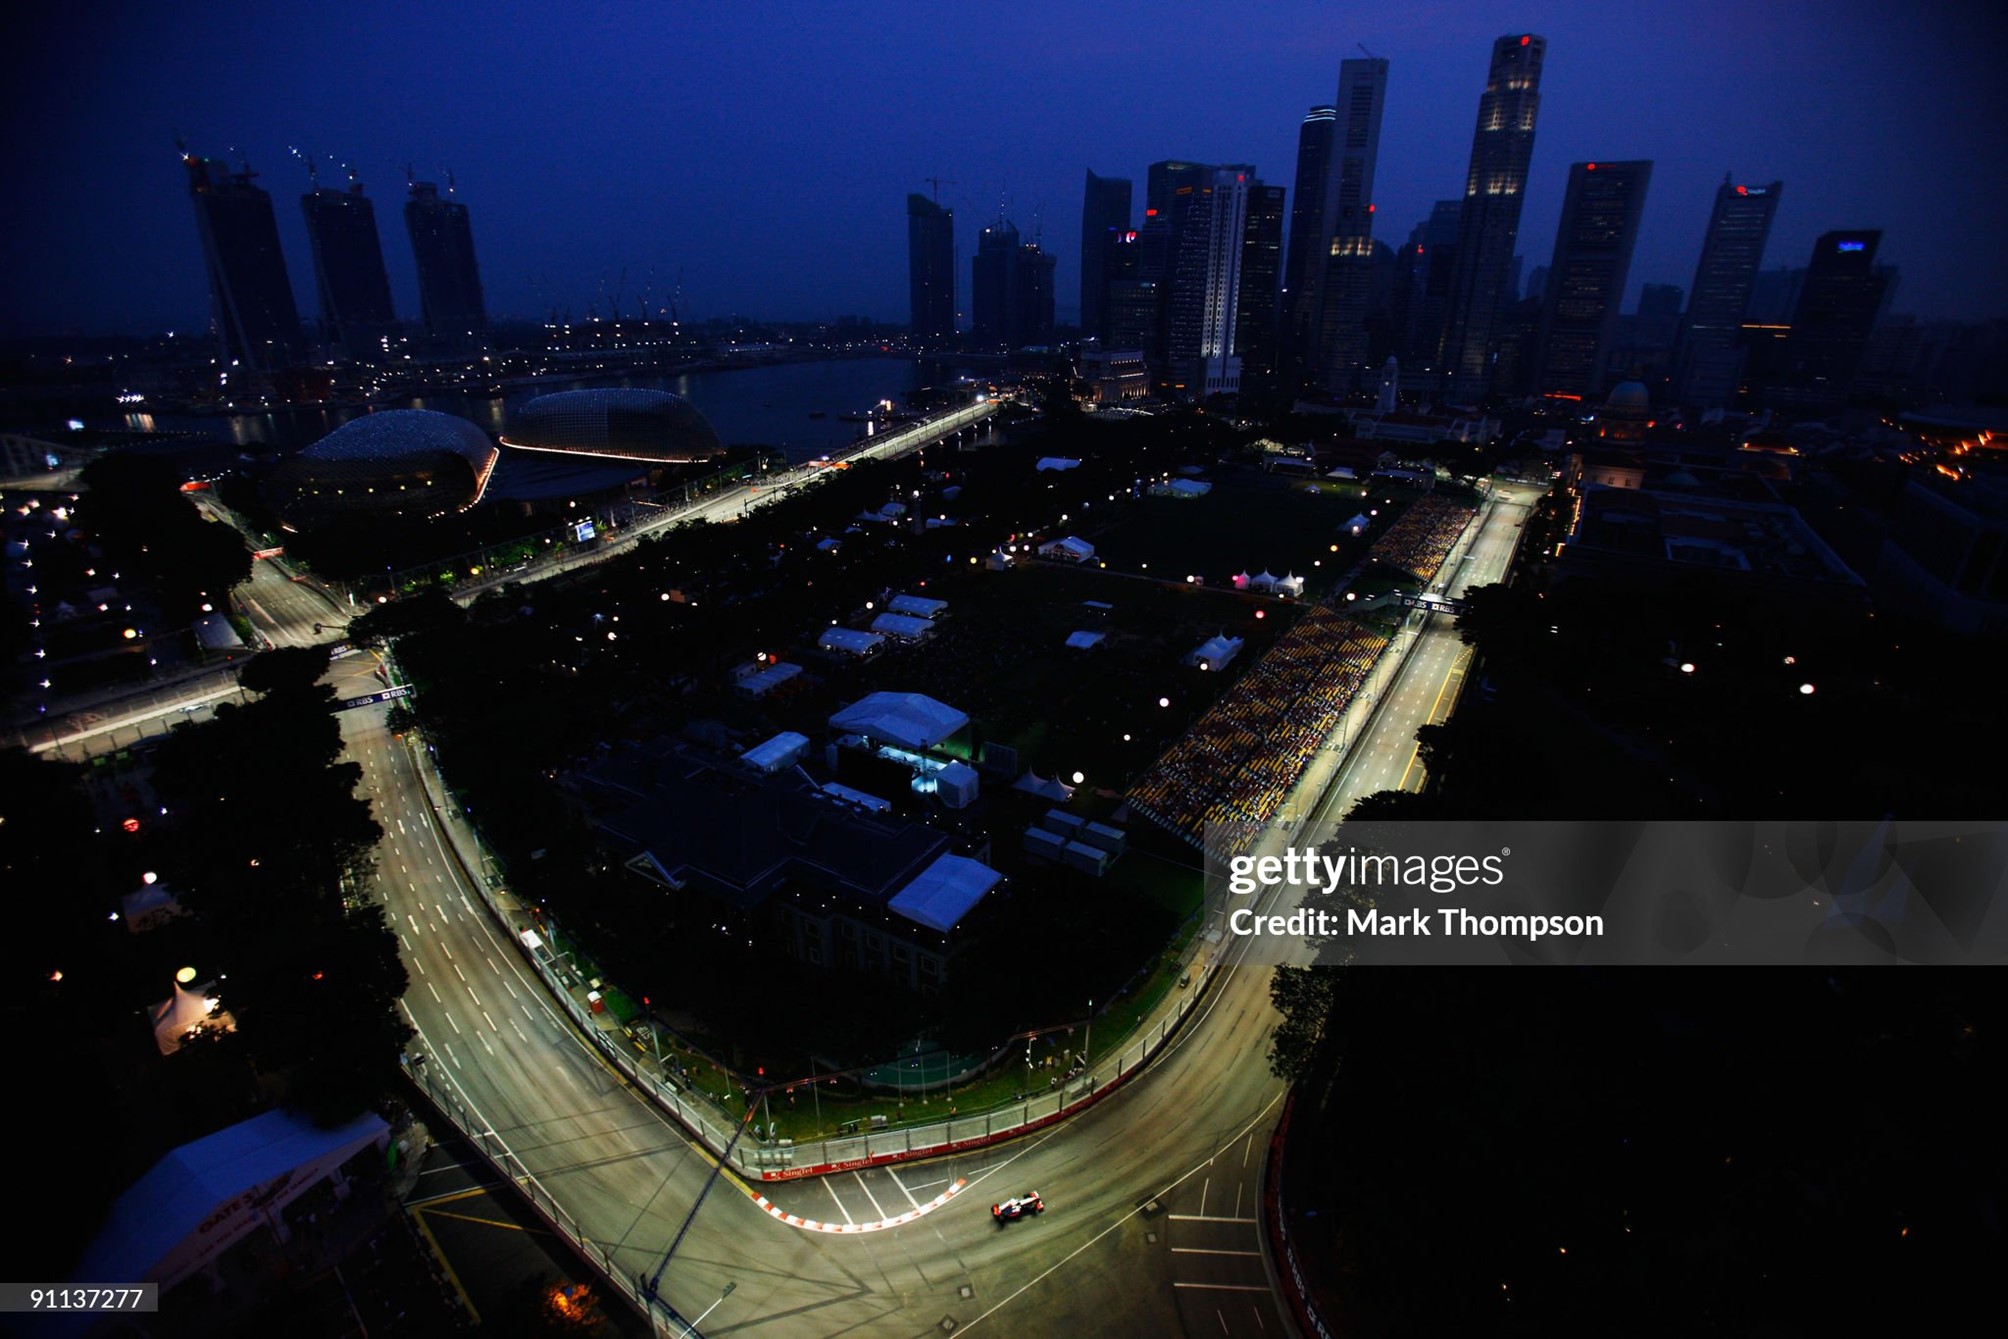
[{"left": 992, "top": 1192, "right": 1045, "bottom": 1221}]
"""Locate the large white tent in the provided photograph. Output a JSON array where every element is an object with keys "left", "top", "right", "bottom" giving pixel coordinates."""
[
  {"left": 888, "top": 853, "right": 1003, "bottom": 932},
  {"left": 828, "top": 692, "right": 968, "bottom": 750}
]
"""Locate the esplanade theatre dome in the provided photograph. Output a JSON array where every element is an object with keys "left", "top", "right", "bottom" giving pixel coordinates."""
[
  {"left": 264, "top": 410, "right": 498, "bottom": 528},
  {"left": 501, "top": 388, "right": 724, "bottom": 463}
]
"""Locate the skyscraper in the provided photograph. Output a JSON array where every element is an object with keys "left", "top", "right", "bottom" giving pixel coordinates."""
[
  {"left": 405, "top": 179, "right": 487, "bottom": 354},
  {"left": 1439, "top": 33, "right": 1545, "bottom": 401},
  {"left": 301, "top": 173, "right": 396, "bottom": 363},
  {"left": 1236, "top": 183, "right": 1287, "bottom": 388},
  {"left": 1080, "top": 171, "right": 1132, "bottom": 340},
  {"left": 1673, "top": 177, "right": 1782, "bottom": 405},
  {"left": 907, "top": 193, "right": 956, "bottom": 340},
  {"left": 1166, "top": 167, "right": 1255, "bottom": 397},
  {"left": 183, "top": 152, "right": 305, "bottom": 371},
  {"left": 971, "top": 220, "right": 1018, "bottom": 345},
  {"left": 970, "top": 219, "right": 1055, "bottom": 347},
  {"left": 1147, "top": 161, "right": 1211, "bottom": 217},
  {"left": 1772, "top": 230, "right": 1888, "bottom": 412},
  {"left": 1280, "top": 106, "right": 1337, "bottom": 384},
  {"left": 1316, "top": 57, "right": 1390, "bottom": 390},
  {"left": 1390, "top": 201, "right": 1462, "bottom": 369},
  {"left": 1101, "top": 227, "right": 1156, "bottom": 352},
  {"left": 1531, "top": 159, "right": 1652, "bottom": 398},
  {"left": 1016, "top": 238, "right": 1057, "bottom": 346}
]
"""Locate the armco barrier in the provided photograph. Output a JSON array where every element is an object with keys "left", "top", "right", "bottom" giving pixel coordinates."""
[{"left": 401, "top": 1055, "right": 689, "bottom": 1337}]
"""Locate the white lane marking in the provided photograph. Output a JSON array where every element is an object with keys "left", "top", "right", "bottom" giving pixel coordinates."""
[
  {"left": 1173, "top": 1284, "right": 1269, "bottom": 1293},
  {"left": 479, "top": 1033, "right": 494, "bottom": 1056},
  {"left": 852, "top": 1171, "right": 889, "bottom": 1220},
  {"left": 823, "top": 1179, "right": 855, "bottom": 1226},
  {"left": 398, "top": 819, "right": 407, "bottom": 834},
  {"left": 453, "top": 963, "right": 467, "bottom": 982},
  {"left": 468, "top": 986, "right": 482, "bottom": 1007},
  {"left": 427, "top": 982, "right": 442, "bottom": 1003},
  {"left": 520, "top": 1002, "right": 537, "bottom": 1021},
  {"left": 485, "top": 956, "right": 500, "bottom": 973},
  {"left": 436, "top": 904, "right": 449, "bottom": 922},
  {"left": 481, "top": 1010, "right": 497, "bottom": 1031},
  {"left": 442, "top": 944, "right": 453, "bottom": 960},
  {"left": 1167, "top": 1214, "right": 1255, "bottom": 1223},
  {"left": 510, "top": 1019, "right": 528, "bottom": 1043},
  {"left": 445, "top": 1011, "right": 462, "bottom": 1035},
  {"left": 413, "top": 959, "right": 426, "bottom": 976},
  {"left": 886, "top": 1166, "right": 924, "bottom": 1212},
  {"left": 1172, "top": 1247, "right": 1261, "bottom": 1257},
  {"left": 407, "top": 914, "right": 420, "bottom": 933},
  {"left": 400, "top": 933, "right": 413, "bottom": 952},
  {"left": 1198, "top": 1177, "right": 1209, "bottom": 1217},
  {"left": 443, "top": 1043, "right": 460, "bottom": 1069}
]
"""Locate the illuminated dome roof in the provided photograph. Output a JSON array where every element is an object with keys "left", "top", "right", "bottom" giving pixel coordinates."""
[
  {"left": 1606, "top": 380, "right": 1651, "bottom": 412},
  {"left": 503, "top": 388, "right": 723, "bottom": 463},
  {"left": 265, "top": 410, "right": 497, "bottom": 526}
]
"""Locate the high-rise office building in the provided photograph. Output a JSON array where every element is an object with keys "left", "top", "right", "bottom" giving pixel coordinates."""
[
  {"left": 1635, "top": 283, "right": 1683, "bottom": 344},
  {"left": 1390, "top": 201, "right": 1462, "bottom": 370},
  {"left": 1280, "top": 106, "right": 1337, "bottom": 384},
  {"left": 1237, "top": 183, "right": 1287, "bottom": 388},
  {"left": 1101, "top": 227, "right": 1156, "bottom": 352},
  {"left": 1746, "top": 267, "right": 1805, "bottom": 325},
  {"left": 970, "top": 219, "right": 1054, "bottom": 347},
  {"left": 1166, "top": 167, "right": 1256, "bottom": 397},
  {"left": 1316, "top": 57, "right": 1390, "bottom": 390},
  {"left": 907, "top": 193, "right": 956, "bottom": 340},
  {"left": 1531, "top": 159, "right": 1652, "bottom": 398},
  {"left": 1772, "top": 230, "right": 1887, "bottom": 412},
  {"left": 971, "top": 220, "right": 1018, "bottom": 345},
  {"left": 1439, "top": 33, "right": 1545, "bottom": 401},
  {"left": 301, "top": 173, "right": 396, "bottom": 363},
  {"left": 1672, "top": 177, "right": 1781, "bottom": 405},
  {"left": 1017, "top": 239, "right": 1057, "bottom": 346},
  {"left": 1147, "top": 161, "right": 1211, "bottom": 217},
  {"left": 183, "top": 153, "right": 305, "bottom": 371},
  {"left": 1080, "top": 170, "right": 1132, "bottom": 340},
  {"left": 1525, "top": 264, "right": 1549, "bottom": 304},
  {"left": 405, "top": 179, "right": 487, "bottom": 354}
]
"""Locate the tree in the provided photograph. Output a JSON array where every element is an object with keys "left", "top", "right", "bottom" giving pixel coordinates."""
[
  {"left": 238, "top": 644, "right": 332, "bottom": 697},
  {"left": 347, "top": 588, "right": 466, "bottom": 647},
  {"left": 1267, "top": 965, "right": 1339, "bottom": 1084}
]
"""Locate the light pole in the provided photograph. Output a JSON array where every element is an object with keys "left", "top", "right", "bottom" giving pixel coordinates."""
[{"left": 677, "top": 1281, "right": 735, "bottom": 1338}]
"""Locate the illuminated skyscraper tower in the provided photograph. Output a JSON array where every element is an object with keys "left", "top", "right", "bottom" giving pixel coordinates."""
[
  {"left": 1439, "top": 34, "right": 1545, "bottom": 400},
  {"left": 1315, "top": 57, "right": 1389, "bottom": 390}
]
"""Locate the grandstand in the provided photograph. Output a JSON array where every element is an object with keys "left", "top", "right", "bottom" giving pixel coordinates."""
[
  {"left": 1127, "top": 607, "right": 1390, "bottom": 849},
  {"left": 1366, "top": 495, "right": 1477, "bottom": 585}
]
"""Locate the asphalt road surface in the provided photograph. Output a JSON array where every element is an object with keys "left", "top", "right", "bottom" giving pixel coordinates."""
[{"left": 125, "top": 472, "right": 1535, "bottom": 1335}]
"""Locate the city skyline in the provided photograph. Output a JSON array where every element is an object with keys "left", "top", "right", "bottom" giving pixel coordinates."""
[{"left": 3, "top": 0, "right": 2005, "bottom": 340}]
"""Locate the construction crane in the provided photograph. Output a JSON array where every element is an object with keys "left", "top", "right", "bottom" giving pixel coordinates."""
[
  {"left": 923, "top": 177, "right": 956, "bottom": 204},
  {"left": 1356, "top": 42, "right": 1380, "bottom": 59},
  {"left": 290, "top": 146, "right": 318, "bottom": 189}
]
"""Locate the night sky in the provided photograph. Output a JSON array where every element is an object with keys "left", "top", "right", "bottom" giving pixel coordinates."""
[{"left": 6, "top": 0, "right": 2005, "bottom": 339}]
